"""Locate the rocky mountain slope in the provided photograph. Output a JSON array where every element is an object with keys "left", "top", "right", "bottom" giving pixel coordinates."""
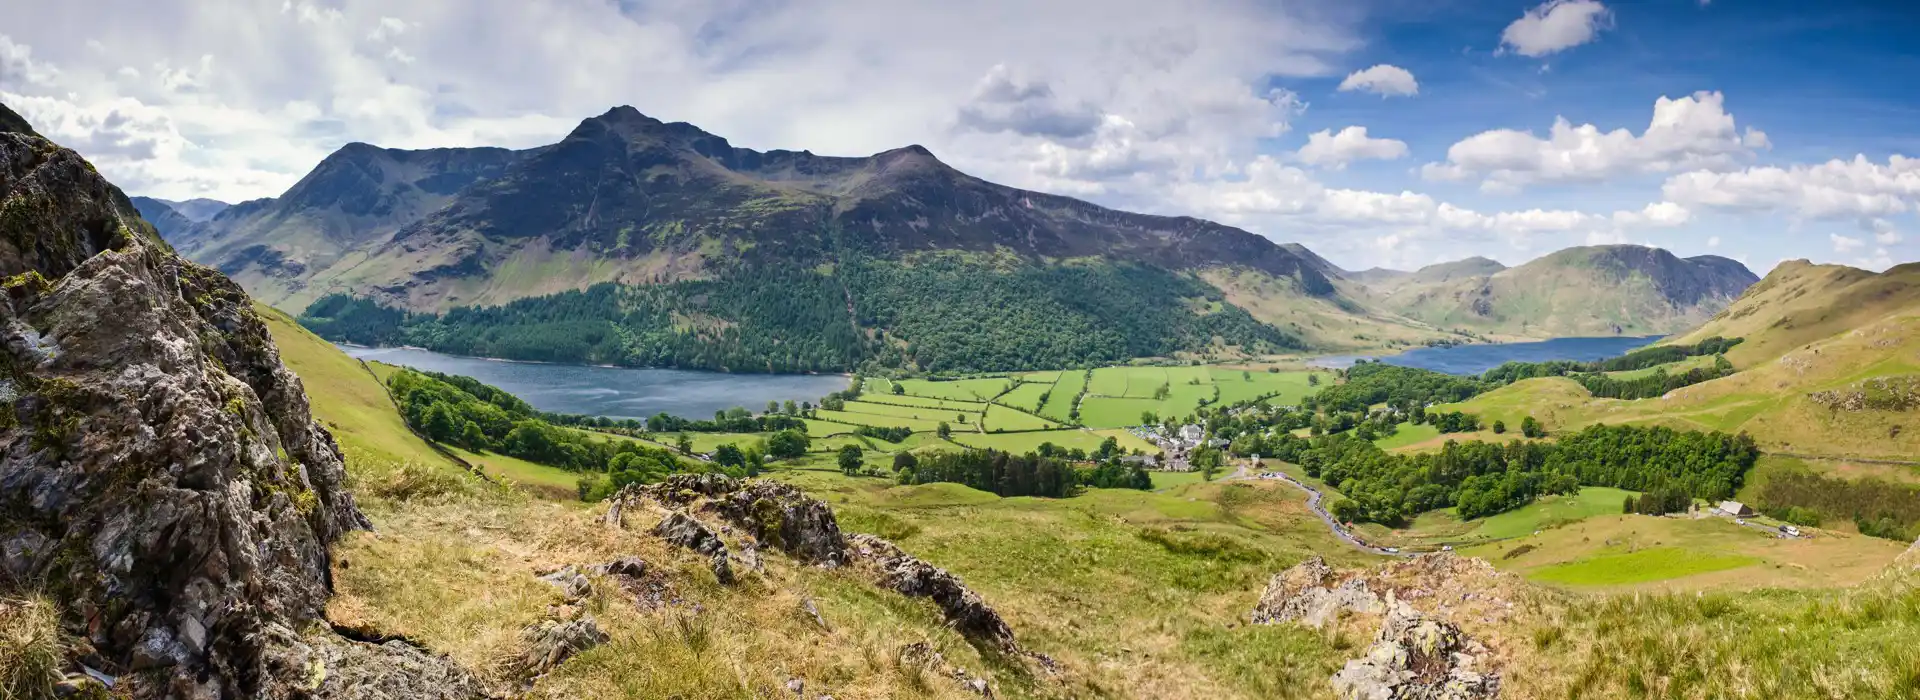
[
  {"left": 0, "top": 103, "right": 485, "bottom": 698},
  {"left": 1370, "top": 245, "right": 1756, "bottom": 337}
]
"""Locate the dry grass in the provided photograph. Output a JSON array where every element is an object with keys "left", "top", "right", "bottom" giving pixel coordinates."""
[
  {"left": 0, "top": 595, "right": 64, "bottom": 700},
  {"left": 328, "top": 498, "right": 1012, "bottom": 699}
]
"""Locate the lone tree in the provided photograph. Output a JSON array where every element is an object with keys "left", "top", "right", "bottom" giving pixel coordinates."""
[
  {"left": 765, "top": 429, "right": 811, "bottom": 459},
  {"left": 1521, "top": 416, "right": 1544, "bottom": 438},
  {"left": 937, "top": 421, "right": 952, "bottom": 438},
  {"left": 1193, "top": 447, "right": 1224, "bottom": 481},
  {"left": 891, "top": 383, "right": 905, "bottom": 395},
  {"left": 837, "top": 444, "right": 864, "bottom": 476},
  {"left": 675, "top": 434, "right": 694, "bottom": 455},
  {"left": 892, "top": 451, "right": 918, "bottom": 473},
  {"left": 1308, "top": 373, "right": 1320, "bottom": 387},
  {"left": 1492, "top": 420, "right": 1507, "bottom": 434},
  {"left": 713, "top": 443, "right": 746, "bottom": 468}
]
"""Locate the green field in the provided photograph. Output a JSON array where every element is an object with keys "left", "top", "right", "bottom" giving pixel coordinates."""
[
  {"left": 996, "top": 382, "right": 1052, "bottom": 412},
  {"left": 1017, "top": 371, "right": 1062, "bottom": 384},
  {"left": 1605, "top": 354, "right": 1718, "bottom": 380},
  {"left": 810, "top": 409, "right": 950, "bottom": 432},
  {"left": 856, "top": 393, "right": 985, "bottom": 411},
  {"left": 893, "top": 378, "right": 1013, "bottom": 402},
  {"left": 1527, "top": 546, "right": 1759, "bottom": 586},
  {"left": 1039, "top": 370, "right": 1087, "bottom": 422},
  {"left": 448, "top": 445, "right": 580, "bottom": 497},
  {"left": 982, "top": 403, "right": 1059, "bottom": 432},
  {"left": 801, "top": 418, "right": 862, "bottom": 436},
  {"left": 1371, "top": 422, "right": 1440, "bottom": 450},
  {"left": 950, "top": 428, "right": 1156, "bottom": 456},
  {"left": 1215, "top": 370, "right": 1318, "bottom": 406},
  {"left": 837, "top": 399, "right": 981, "bottom": 423}
]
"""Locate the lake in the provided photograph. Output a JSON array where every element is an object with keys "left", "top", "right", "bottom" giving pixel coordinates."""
[
  {"left": 1311, "top": 335, "right": 1664, "bottom": 376},
  {"left": 338, "top": 346, "right": 852, "bottom": 420}
]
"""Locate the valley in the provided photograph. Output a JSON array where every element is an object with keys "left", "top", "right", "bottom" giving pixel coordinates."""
[{"left": 7, "top": 96, "right": 1920, "bottom": 700}]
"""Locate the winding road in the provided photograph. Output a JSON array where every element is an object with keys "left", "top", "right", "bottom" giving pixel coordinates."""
[{"left": 1262, "top": 470, "right": 1414, "bottom": 557}]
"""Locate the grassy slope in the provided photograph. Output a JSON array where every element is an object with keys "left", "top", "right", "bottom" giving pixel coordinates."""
[
  {"left": 771, "top": 468, "right": 1379, "bottom": 699},
  {"left": 1441, "top": 304, "right": 1920, "bottom": 460},
  {"left": 1667, "top": 260, "right": 1920, "bottom": 366},
  {"left": 257, "top": 304, "right": 471, "bottom": 483}
]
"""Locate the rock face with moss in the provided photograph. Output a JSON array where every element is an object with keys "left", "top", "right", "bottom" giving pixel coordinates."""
[{"left": 0, "top": 105, "right": 479, "bottom": 698}]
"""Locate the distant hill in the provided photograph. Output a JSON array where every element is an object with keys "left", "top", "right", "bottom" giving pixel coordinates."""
[
  {"left": 1374, "top": 245, "right": 1756, "bottom": 337},
  {"left": 154, "top": 196, "right": 231, "bottom": 221},
  {"left": 200, "top": 106, "right": 1391, "bottom": 372},
  {"left": 128, "top": 196, "right": 199, "bottom": 244},
  {"left": 1668, "top": 259, "right": 1920, "bottom": 365}
]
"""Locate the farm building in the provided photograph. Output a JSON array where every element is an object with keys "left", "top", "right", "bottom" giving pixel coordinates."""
[{"left": 1718, "top": 500, "right": 1754, "bottom": 517}]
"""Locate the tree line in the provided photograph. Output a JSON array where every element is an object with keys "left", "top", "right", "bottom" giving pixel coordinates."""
[
  {"left": 1249, "top": 423, "right": 1757, "bottom": 526},
  {"left": 1755, "top": 469, "right": 1920, "bottom": 542}
]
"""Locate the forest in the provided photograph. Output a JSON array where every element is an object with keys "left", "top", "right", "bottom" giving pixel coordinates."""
[
  {"left": 896, "top": 449, "right": 1081, "bottom": 498},
  {"left": 1256, "top": 424, "right": 1757, "bottom": 525},
  {"left": 1754, "top": 470, "right": 1920, "bottom": 542},
  {"left": 1304, "top": 361, "right": 1487, "bottom": 413},
  {"left": 296, "top": 255, "right": 1300, "bottom": 374}
]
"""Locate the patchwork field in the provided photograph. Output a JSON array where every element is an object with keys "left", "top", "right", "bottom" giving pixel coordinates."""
[
  {"left": 1370, "top": 422, "right": 1440, "bottom": 450},
  {"left": 857, "top": 393, "right": 986, "bottom": 411},
  {"left": 837, "top": 399, "right": 981, "bottom": 424}
]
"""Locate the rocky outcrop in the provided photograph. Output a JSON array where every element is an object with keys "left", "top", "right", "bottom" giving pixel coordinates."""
[
  {"left": 515, "top": 616, "right": 608, "bottom": 676},
  {"left": 640, "top": 473, "right": 848, "bottom": 564},
  {"left": 1251, "top": 557, "right": 1384, "bottom": 628},
  {"left": 1253, "top": 554, "right": 1504, "bottom": 700},
  {"left": 848, "top": 534, "right": 1018, "bottom": 654},
  {"left": 0, "top": 104, "right": 481, "bottom": 697},
  {"left": 654, "top": 510, "right": 736, "bottom": 584},
  {"left": 1809, "top": 375, "right": 1920, "bottom": 413},
  {"left": 1330, "top": 603, "right": 1500, "bottom": 700}
]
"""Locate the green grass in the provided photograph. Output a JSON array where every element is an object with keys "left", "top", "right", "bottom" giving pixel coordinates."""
[
  {"left": 837, "top": 400, "right": 981, "bottom": 423},
  {"left": 1214, "top": 370, "right": 1317, "bottom": 406},
  {"left": 950, "top": 428, "right": 1147, "bottom": 456},
  {"left": 1150, "top": 470, "right": 1209, "bottom": 490},
  {"left": 1017, "top": 371, "right": 1061, "bottom": 383},
  {"left": 662, "top": 431, "right": 767, "bottom": 454},
  {"left": 447, "top": 445, "right": 579, "bottom": 498},
  {"left": 1039, "top": 371, "right": 1087, "bottom": 423},
  {"left": 1605, "top": 354, "right": 1718, "bottom": 380},
  {"left": 801, "top": 418, "right": 862, "bottom": 436},
  {"left": 1075, "top": 396, "right": 1164, "bottom": 428},
  {"left": 1467, "top": 487, "right": 1638, "bottom": 540},
  {"left": 1528, "top": 546, "right": 1759, "bottom": 586},
  {"left": 809, "top": 409, "right": 949, "bottom": 432},
  {"left": 996, "top": 382, "right": 1052, "bottom": 412},
  {"left": 1371, "top": 422, "right": 1440, "bottom": 450},
  {"left": 1087, "top": 366, "right": 1135, "bottom": 396},
  {"left": 893, "top": 378, "right": 1013, "bottom": 402},
  {"left": 855, "top": 394, "right": 985, "bottom": 411},
  {"left": 981, "top": 403, "right": 1058, "bottom": 431}
]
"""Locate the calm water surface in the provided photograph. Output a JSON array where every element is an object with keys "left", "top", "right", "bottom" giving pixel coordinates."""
[
  {"left": 339, "top": 345, "right": 851, "bottom": 419},
  {"left": 1311, "top": 335, "right": 1663, "bottom": 376}
]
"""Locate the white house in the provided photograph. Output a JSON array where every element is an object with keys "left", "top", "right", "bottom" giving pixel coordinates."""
[{"left": 1718, "top": 500, "right": 1754, "bottom": 517}]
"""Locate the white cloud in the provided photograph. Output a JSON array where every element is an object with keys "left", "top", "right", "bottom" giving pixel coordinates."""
[
  {"left": 1830, "top": 233, "right": 1865, "bottom": 253},
  {"left": 1423, "top": 91, "right": 1761, "bottom": 191},
  {"left": 1868, "top": 219, "right": 1904, "bottom": 245},
  {"left": 0, "top": 0, "right": 1359, "bottom": 203},
  {"left": 1500, "top": 0, "right": 1612, "bottom": 58},
  {"left": 1858, "top": 248, "right": 1895, "bottom": 271},
  {"left": 1706, "top": 235, "right": 1721, "bottom": 248},
  {"left": 1336, "top": 64, "right": 1417, "bottom": 97},
  {"left": 1662, "top": 154, "right": 1920, "bottom": 220},
  {"left": 1294, "top": 126, "right": 1408, "bottom": 169},
  {"left": 1610, "top": 201, "right": 1692, "bottom": 228}
]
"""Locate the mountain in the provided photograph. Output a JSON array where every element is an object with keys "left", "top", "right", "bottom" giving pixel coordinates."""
[
  {"left": 155, "top": 196, "right": 230, "bottom": 221},
  {"left": 128, "top": 195, "right": 198, "bottom": 242},
  {"left": 1374, "top": 245, "right": 1757, "bottom": 337},
  {"left": 180, "top": 142, "right": 526, "bottom": 306},
  {"left": 180, "top": 106, "right": 1393, "bottom": 373},
  {"left": 1667, "top": 259, "right": 1920, "bottom": 365},
  {"left": 0, "top": 102, "right": 482, "bottom": 698}
]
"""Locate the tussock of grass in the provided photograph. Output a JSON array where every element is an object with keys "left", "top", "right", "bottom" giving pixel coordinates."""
[{"left": 0, "top": 595, "right": 64, "bottom": 700}]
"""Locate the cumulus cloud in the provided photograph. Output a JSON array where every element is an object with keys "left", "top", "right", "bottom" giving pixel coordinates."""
[
  {"left": 1611, "top": 201, "right": 1692, "bottom": 228},
  {"left": 1500, "top": 0, "right": 1613, "bottom": 58},
  {"left": 1706, "top": 235, "right": 1721, "bottom": 248},
  {"left": 1662, "top": 155, "right": 1920, "bottom": 220},
  {"left": 1830, "top": 233, "right": 1865, "bottom": 253},
  {"left": 1294, "top": 126, "right": 1408, "bottom": 169},
  {"left": 1337, "top": 64, "right": 1418, "bottom": 97},
  {"left": 0, "top": 0, "right": 1359, "bottom": 202},
  {"left": 1423, "top": 91, "right": 1763, "bottom": 191},
  {"left": 1868, "top": 218, "right": 1904, "bottom": 245}
]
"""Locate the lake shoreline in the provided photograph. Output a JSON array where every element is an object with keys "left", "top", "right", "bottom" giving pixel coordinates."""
[{"left": 335, "top": 342, "right": 853, "bottom": 378}]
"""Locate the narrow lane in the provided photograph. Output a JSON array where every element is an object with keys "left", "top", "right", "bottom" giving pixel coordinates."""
[{"left": 1262, "top": 470, "right": 1414, "bottom": 557}]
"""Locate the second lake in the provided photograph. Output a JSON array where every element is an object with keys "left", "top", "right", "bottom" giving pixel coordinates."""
[{"left": 1311, "top": 335, "right": 1664, "bottom": 376}]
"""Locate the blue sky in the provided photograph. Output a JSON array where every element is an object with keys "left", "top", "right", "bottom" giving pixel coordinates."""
[{"left": 2, "top": 0, "right": 1916, "bottom": 273}]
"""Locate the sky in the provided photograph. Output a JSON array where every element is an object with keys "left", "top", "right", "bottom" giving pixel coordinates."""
[{"left": 3, "top": 0, "right": 1917, "bottom": 274}]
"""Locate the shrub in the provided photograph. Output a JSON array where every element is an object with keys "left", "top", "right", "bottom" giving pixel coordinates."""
[{"left": 1, "top": 596, "right": 63, "bottom": 700}]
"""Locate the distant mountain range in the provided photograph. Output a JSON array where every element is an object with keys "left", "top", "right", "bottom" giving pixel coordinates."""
[{"left": 132, "top": 106, "right": 1761, "bottom": 372}]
